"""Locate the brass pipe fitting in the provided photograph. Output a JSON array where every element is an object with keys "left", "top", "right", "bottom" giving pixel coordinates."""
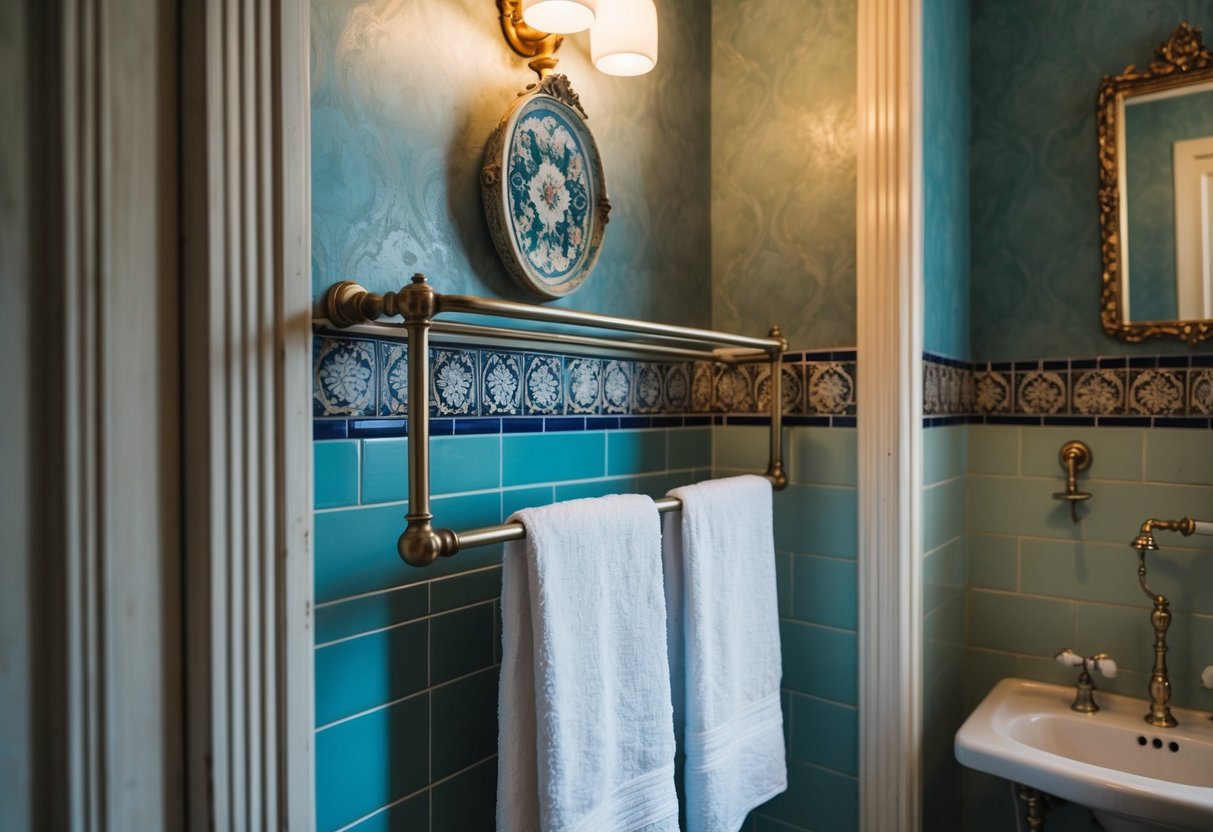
[{"left": 1051, "top": 440, "right": 1092, "bottom": 523}]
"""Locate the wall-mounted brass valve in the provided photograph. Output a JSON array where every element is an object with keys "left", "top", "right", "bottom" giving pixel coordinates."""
[{"left": 1051, "top": 440, "right": 1092, "bottom": 524}]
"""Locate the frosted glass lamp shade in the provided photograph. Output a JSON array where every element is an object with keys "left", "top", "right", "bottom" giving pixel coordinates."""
[
  {"left": 521, "top": 0, "right": 597, "bottom": 34},
  {"left": 591, "top": 0, "right": 658, "bottom": 76}
]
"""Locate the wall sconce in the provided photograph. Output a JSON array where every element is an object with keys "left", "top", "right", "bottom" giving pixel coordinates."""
[{"left": 498, "top": 0, "right": 658, "bottom": 79}]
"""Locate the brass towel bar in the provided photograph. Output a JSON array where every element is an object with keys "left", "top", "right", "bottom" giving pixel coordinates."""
[{"left": 320, "top": 274, "right": 789, "bottom": 566}]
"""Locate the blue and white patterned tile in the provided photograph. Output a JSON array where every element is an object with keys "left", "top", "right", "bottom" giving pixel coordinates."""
[
  {"left": 923, "top": 361, "right": 942, "bottom": 415},
  {"left": 379, "top": 341, "right": 409, "bottom": 416},
  {"left": 755, "top": 364, "right": 805, "bottom": 415},
  {"left": 663, "top": 362, "right": 691, "bottom": 412},
  {"left": 1129, "top": 369, "right": 1185, "bottom": 416},
  {"left": 633, "top": 362, "right": 665, "bottom": 414},
  {"left": 601, "top": 359, "right": 632, "bottom": 414},
  {"left": 430, "top": 348, "right": 478, "bottom": 416},
  {"left": 807, "top": 362, "right": 854, "bottom": 416},
  {"left": 1190, "top": 368, "right": 1213, "bottom": 416},
  {"left": 714, "top": 364, "right": 752, "bottom": 414},
  {"left": 973, "top": 370, "right": 1011, "bottom": 414},
  {"left": 1070, "top": 368, "right": 1124, "bottom": 416},
  {"left": 1015, "top": 370, "right": 1067, "bottom": 415},
  {"left": 480, "top": 351, "right": 523, "bottom": 416},
  {"left": 524, "top": 353, "right": 564, "bottom": 415},
  {"left": 690, "top": 361, "right": 714, "bottom": 412},
  {"left": 314, "top": 337, "right": 377, "bottom": 417},
  {"left": 565, "top": 357, "right": 602, "bottom": 415}
]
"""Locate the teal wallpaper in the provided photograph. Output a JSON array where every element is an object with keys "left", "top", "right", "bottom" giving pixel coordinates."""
[
  {"left": 969, "top": 1, "right": 1213, "bottom": 360},
  {"left": 1124, "top": 88, "right": 1213, "bottom": 322},
  {"left": 923, "top": 0, "right": 970, "bottom": 361},
  {"left": 710, "top": 0, "right": 857, "bottom": 350},
  {"left": 311, "top": 0, "right": 712, "bottom": 325}
]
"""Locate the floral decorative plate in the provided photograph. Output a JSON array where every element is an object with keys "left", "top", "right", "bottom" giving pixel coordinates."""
[{"left": 482, "top": 75, "right": 609, "bottom": 298}]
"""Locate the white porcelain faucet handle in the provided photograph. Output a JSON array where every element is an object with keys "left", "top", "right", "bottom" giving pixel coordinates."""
[
  {"left": 1093, "top": 656, "right": 1116, "bottom": 679},
  {"left": 1202, "top": 665, "right": 1213, "bottom": 690},
  {"left": 1055, "top": 648, "right": 1084, "bottom": 667}
]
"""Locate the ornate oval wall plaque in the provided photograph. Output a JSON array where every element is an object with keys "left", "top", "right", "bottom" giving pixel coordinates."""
[{"left": 482, "top": 75, "right": 610, "bottom": 298}]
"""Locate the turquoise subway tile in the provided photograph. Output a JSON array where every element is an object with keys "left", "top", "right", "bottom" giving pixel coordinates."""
[
  {"left": 754, "top": 813, "right": 804, "bottom": 832},
  {"left": 758, "top": 760, "right": 857, "bottom": 832},
  {"left": 315, "top": 584, "right": 428, "bottom": 644},
  {"left": 923, "top": 424, "right": 967, "bottom": 485},
  {"left": 775, "top": 551, "right": 792, "bottom": 618},
  {"left": 714, "top": 426, "right": 769, "bottom": 471},
  {"left": 789, "top": 427, "right": 857, "bottom": 487},
  {"left": 502, "top": 431, "right": 605, "bottom": 486},
  {"left": 1021, "top": 427, "right": 1142, "bottom": 482},
  {"left": 968, "top": 591, "right": 1074, "bottom": 655},
  {"left": 922, "top": 476, "right": 965, "bottom": 552},
  {"left": 607, "top": 429, "right": 668, "bottom": 476},
  {"left": 789, "top": 694, "right": 857, "bottom": 775},
  {"left": 430, "top": 566, "right": 502, "bottom": 614},
  {"left": 343, "top": 791, "right": 429, "bottom": 832},
  {"left": 415, "top": 493, "right": 506, "bottom": 581},
  {"left": 429, "top": 603, "right": 494, "bottom": 686},
  {"left": 432, "top": 434, "right": 500, "bottom": 494},
  {"left": 554, "top": 477, "right": 637, "bottom": 502},
  {"left": 314, "top": 693, "right": 429, "bottom": 831},
  {"left": 780, "top": 620, "right": 857, "bottom": 705},
  {"left": 924, "top": 593, "right": 964, "bottom": 687},
  {"left": 637, "top": 470, "right": 696, "bottom": 498},
  {"left": 791, "top": 555, "right": 857, "bottom": 629},
  {"left": 968, "top": 534, "right": 1018, "bottom": 592},
  {"left": 430, "top": 666, "right": 499, "bottom": 780},
  {"left": 314, "top": 621, "right": 427, "bottom": 727},
  {"left": 502, "top": 485, "right": 554, "bottom": 519},
  {"left": 668, "top": 427, "right": 711, "bottom": 469},
  {"left": 431, "top": 757, "right": 497, "bottom": 832},
  {"left": 1145, "top": 428, "right": 1213, "bottom": 485},
  {"left": 923, "top": 537, "right": 965, "bottom": 615},
  {"left": 773, "top": 485, "right": 857, "bottom": 559},
  {"left": 315, "top": 440, "right": 359, "bottom": 508},
  {"left": 960, "top": 769, "right": 1019, "bottom": 832},
  {"left": 968, "top": 425, "right": 1019, "bottom": 475},
  {"left": 361, "top": 438, "right": 408, "bottom": 504}
]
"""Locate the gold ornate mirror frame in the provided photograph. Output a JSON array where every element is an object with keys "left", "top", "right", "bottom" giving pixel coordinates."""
[{"left": 1097, "top": 22, "right": 1213, "bottom": 345}]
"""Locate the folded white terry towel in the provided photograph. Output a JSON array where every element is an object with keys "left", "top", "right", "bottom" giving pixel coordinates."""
[
  {"left": 498, "top": 494, "right": 680, "bottom": 832},
  {"left": 664, "top": 475, "right": 787, "bottom": 832}
]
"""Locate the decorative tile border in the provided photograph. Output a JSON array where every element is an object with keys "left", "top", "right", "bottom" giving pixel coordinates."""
[{"left": 923, "top": 352, "right": 1213, "bottom": 428}]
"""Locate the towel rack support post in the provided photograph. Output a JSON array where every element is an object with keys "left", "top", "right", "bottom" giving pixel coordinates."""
[{"left": 764, "top": 325, "right": 788, "bottom": 490}]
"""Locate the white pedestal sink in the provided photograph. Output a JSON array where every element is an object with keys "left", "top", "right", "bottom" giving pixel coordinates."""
[{"left": 955, "top": 678, "right": 1213, "bottom": 831}]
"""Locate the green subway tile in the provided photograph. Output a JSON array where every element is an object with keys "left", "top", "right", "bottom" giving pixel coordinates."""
[
  {"left": 607, "top": 429, "right": 667, "bottom": 476},
  {"left": 773, "top": 485, "right": 857, "bottom": 558},
  {"left": 502, "top": 431, "right": 605, "bottom": 486},
  {"left": 314, "top": 622, "right": 427, "bottom": 727},
  {"left": 924, "top": 593, "right": 964, "bottom": 687},
  {"left": 780, "top": 620, "right": 857, "bottom": 705},
  {"left": 968, "top": 534, "right": 1018, "bottom": 592},
  {"left": 923, "top": 424, "right": 967, "bottom": 485},
  {"left": 430, "top": 603, "right": 495, "bottom": 686},
  {"left": 961, "top": 769, "right": 1020, "bottom": 832},
  {"left": 759, "top": 760, "right": 857, "bottom": 832},
  {"left": 775, "top": 551, "right": 792, "bottom": 618},
  {"left": 314, "top": 693, "right": 429, "bottom": 831},
  {"left": 315, "top": 584, "right": 428, "bottom": 644},
  {"left": 923, "top": 476, "right": 965, "bottom": 552},
  {"left": 669, "top": 428, "right": 711, "bottom": 469},
  {"left": 1145, "top": 429, "right": 1213, "bottom": 485},
  {"left": 636, "top": 471, "right": 694, "bottom": 498},
  {"left": 968, "top": 475, "right": 1077, "bottom": 538},
  {"left": 315, "top": 440, "right": 359, "bottom": 509},
  {"left": 1075, "top": 604, "right": 1200, "bottom": 677},
  {"left": 361, "top": 438, "right": 408, "bottom": 504},
  {"left": 964, "top": 648, "right": 1017, "bottom": 712},
  {"left": 343, "top": 790, "right": 429, "bottom": 832},
  {"left": 502, "top": 485, "right": 554, "bottom": 519},
  {"left": 968, "top": 425, "right": 1019, "bottom": 475},
  {"left": 791, "top": 555, "right": 857, "bottom": 629},
  {"left": 923, "top": 537, "right": 965, "bottom": 615},
  {"left": 1077, "top": 481, "right": 1213, "bottom": 548},
  {"left": 755, "top": 815, "right": 810, "bottom": 832},
  {"left": 432, "top": 434, "right": 500, "bottom": 494},
  {"left": 1021, "top": 427, "right": 1142, "bottom": 481},
  {"left": 968, "top": 591, "right": 1073, "bottom": 655},
  {"left": 1014, "top": 652, "right": 1100, "bottom": 689},
  {"left": 789, "top": 426, "right": 857, "bottom": 487},
  {"left": 430, "top": 566, "right": 502, "bottom": 614},
  {"left": 714, "top": 425, "right": 769, "bottom": 471},
  {"left": 431, "top": 757, "right": 497, "bottom": 832},
  {"left": 554, "top": 477, "right": 637, "bottom": 502},
  {"left": 789, "top": 694, "right": 857, "bottom": 775},
  {"left": 430, "top": 666, "right": 499, "bottom": 780}
]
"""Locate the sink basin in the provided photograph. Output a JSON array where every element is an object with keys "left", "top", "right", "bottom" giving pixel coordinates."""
[{"left": 955, "top": 678, "right": 1213, "bottom": 831}]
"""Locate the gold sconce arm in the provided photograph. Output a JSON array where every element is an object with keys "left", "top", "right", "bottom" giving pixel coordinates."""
[
  {"left": 498, "top": 0, "right": 563, "bottom": 79},
  {"left": 1051, "top": 440, "right": 1092, "bottom": 524}
]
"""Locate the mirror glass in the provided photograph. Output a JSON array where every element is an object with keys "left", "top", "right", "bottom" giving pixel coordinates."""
[{"left": 1098, "top": 22, "right": 1213, "bottom": 344}]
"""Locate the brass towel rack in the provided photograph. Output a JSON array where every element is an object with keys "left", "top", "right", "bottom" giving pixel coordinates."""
[{"left": 320, "top": 274, "right": 789, "bottom": 566}]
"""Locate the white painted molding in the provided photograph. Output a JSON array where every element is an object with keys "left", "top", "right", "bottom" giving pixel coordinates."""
[{"left": 856, "top": 0, "right": 924, "bottom": 829}]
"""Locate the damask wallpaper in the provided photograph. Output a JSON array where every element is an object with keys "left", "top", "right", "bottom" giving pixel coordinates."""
[
  {"left": 311, "top": 0, "right": 711, "bottom": 326},
  {"left": 710, "top": 0, "right": 858, "bottom": 350},
  {"left": 969, "top": 0, "right": 1213, "bottom": 360}
]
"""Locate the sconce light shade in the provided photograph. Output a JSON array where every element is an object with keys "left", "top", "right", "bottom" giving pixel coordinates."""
[
  {"left": 591, "top": 0, "right": 658, "bottom": 76},
  {"left": 521, "top": 0, "right": 597, "bottom": 34}
]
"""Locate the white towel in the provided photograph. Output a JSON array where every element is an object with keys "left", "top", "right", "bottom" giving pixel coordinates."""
[
  {"left": 498, "top": 494, "right": 680, "bottom": 832},
  {"left": 664, "top": 475, "right": 787, "bottom": 832}
]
